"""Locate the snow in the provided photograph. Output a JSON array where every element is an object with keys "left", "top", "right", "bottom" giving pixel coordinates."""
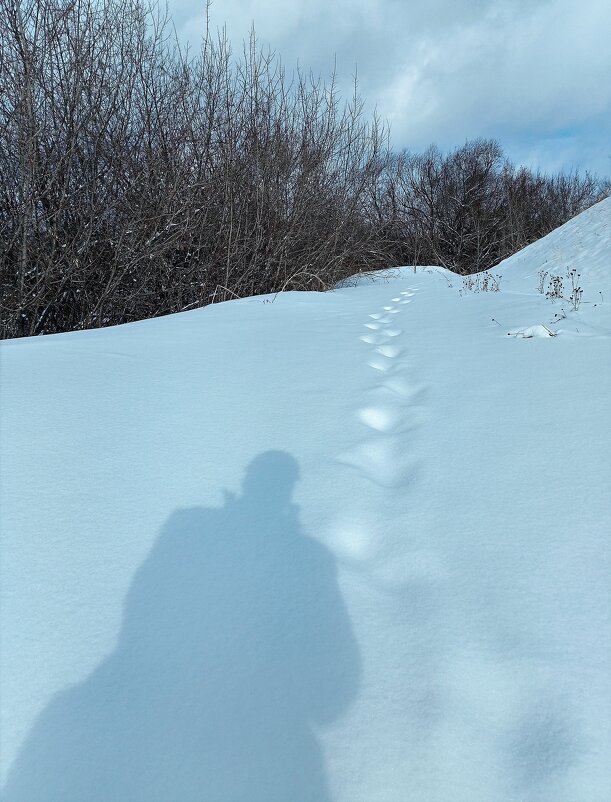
[
  {"left": 1, "top": 197, "right": 610, "bottom": 801},
  {"left": 508, "top": 324, "right": 555, "bottom": 338}
]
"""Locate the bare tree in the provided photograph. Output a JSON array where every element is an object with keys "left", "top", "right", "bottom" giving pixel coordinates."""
[
  {"left": 1, "top": 0, "right": 607, "bottom": 338},
  {"left": 376, "top": 139, "right": 608, "bottom": 275}
]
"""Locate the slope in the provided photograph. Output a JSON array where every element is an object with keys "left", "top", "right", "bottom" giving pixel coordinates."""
[{"left": 1, "top": 198, "right": 610, "bottom": 801}]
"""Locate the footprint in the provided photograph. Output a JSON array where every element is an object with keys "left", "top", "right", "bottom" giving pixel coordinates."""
[
  {"left": 367, "top": 355, "right": 395, "bottom": 372},
  {"left": 380, "top": 376, "right": 413, "bottom": 398},
  {"left": 369, "top": 313, "right": 383, "bottom": 320},
  {"left": 391, "top": 297, "right": 402, "bottom": 302},
  {"left": 357, "top": 405, "right": 404, "bottom": 433},
  {"left": 364, "top": 322, "right": 382, "bottom": 330},
  {"left": 361, "top": 386, "right": 426, "bottom": 428},
  {"left": 365, "top": 329, "right": 405, "bottom": 343},
  {"left": 399, "top": 299, "right": 411, "bottom": 304},
  {"left": 338, "top": 439, "right": 416, "bottom": 488},
  {"left": 382, "top": 378, "right": 428, "bottom": 403},
  {"left": 376, "top": 344, "right": 403, "bottom": 359},
  {"left": 360, "top": 333, "right": 388, "bottom": 345},
  {"left": 357, "top": 401, "right": 421, "bottom": 434}
]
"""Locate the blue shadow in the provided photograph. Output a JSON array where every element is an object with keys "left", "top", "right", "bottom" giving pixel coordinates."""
[{"left": 3, "top": 451, "right": 360, "bottom": 802}]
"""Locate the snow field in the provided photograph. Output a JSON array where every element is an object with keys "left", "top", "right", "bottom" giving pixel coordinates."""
[{"left": 1, "top": 197, "right": 610, "bottom": 801}]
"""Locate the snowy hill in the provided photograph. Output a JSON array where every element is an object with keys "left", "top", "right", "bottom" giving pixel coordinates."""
[{"left": 1, "top": 197, "right": 610, "bottom": 801}]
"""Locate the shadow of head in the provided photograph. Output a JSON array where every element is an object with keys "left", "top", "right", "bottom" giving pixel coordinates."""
[{"left": 241, "top": 450, "right": 300, "bottom": 506}]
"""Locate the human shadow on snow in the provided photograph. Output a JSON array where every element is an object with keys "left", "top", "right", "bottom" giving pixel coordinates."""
[{"left": 4, "top": 451, "right": 360, "bottom": 802}]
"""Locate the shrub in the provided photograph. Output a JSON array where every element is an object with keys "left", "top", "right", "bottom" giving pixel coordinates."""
[
  {"left": 1, "top": 0, "right": 608, "bottom": 337},
  {"left": 0, "top": 0, "right": 393, "bottom": 337}
]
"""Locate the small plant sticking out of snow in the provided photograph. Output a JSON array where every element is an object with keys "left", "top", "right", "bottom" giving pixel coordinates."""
[
  {"left": 550, "top": 308, "right": 567, "bottom": 325},
  {"left": 540, "top": 269, "right": 583, "bottom": 311},
  {"left": 537, "top": 270, "right": 548, "bottom": 294},
  {"left": 546, "top": 274, "right": 564, "bottom": 300},
  {"left": 481, "top": 273, "right": 501, "bottom": 292},
  {"left": 459, "top": 272, "right": 501, "bottom": 295},
  {"left": 461, "top": 275, "right": 476, "bottom": 293},
  {"left": 567, "top": 269, "right": 583, "bottom": 311}
]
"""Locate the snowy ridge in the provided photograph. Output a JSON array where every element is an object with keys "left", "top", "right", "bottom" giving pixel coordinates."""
[
  {"left": 1, "top": 200, "right": 610, "bottom": 801},
  {"left": 498, "top": 196, "right": 611, "bottom": 290}
]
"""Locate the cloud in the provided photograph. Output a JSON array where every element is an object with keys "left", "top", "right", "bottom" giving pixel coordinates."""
[{"left": 172, "top": 0, "right": 611, "bottom": 175}]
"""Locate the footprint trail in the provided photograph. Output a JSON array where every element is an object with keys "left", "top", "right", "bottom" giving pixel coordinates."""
[{"left": 338, "top": 287, "right": 427, "bottom": 490}]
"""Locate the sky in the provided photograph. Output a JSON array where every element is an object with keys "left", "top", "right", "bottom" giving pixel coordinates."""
[{"left": 168, "top": 0, "right": 611, "bottom": 177}]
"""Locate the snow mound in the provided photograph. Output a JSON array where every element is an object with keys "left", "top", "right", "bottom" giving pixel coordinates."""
[
  {"left": 508, "top": 324, "right": 556, "bottom": 338},
  {"left": 497, "top": 195, "right": 611, "bottom": 297}
]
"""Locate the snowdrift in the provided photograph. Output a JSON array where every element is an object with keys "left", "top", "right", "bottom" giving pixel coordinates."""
[{"left": 1, "top": 198, "right": 610, "bottom": 801}]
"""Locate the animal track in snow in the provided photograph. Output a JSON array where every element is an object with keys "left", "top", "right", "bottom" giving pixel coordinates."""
[
  {"left": 367, "top": 354, "right": 395, "bottom": 372},
  {"left": 357, "top": 394, "right": 422, "bottom": 434},
  {"left": 357, "top": 405, "right": 404, "bottom": 433},
  {"left": 338, "top": 438, "right": 416, "bottom": 489},
  {"left": 361, "top": 326, "right": 402, "bottom": 342},
  {"left": 360, "top": 333, "right": 390, "bottom": 345},
  {"left": 341, "top": 286, "right": 426, "bottom": 489},
  {"left": 381, "top": 378, "right": 427, "bottom": 403},
  {"left": 381, "top": 376, "right": 412, "bottom": 398},
  {"left": 375, "top": 344, "right": 403, "bottom": 359}
]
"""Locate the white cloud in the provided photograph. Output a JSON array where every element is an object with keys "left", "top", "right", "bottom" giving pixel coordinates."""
[{"left": 171, "top": 0, "right": 611, "bottom": 174}]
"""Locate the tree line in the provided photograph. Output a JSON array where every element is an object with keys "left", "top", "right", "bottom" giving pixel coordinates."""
[{"left": 1, "top": 0, "right": 608, "bottom": 338}]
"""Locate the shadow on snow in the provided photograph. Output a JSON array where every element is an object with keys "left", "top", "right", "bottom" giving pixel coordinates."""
[{"left": 4, "top": 450, "right": 360, "bottom": 802}]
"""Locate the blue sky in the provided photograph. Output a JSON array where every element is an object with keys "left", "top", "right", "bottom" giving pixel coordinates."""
[{"left": 169, "top": 0, "right": 610, "bottom": 177}]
